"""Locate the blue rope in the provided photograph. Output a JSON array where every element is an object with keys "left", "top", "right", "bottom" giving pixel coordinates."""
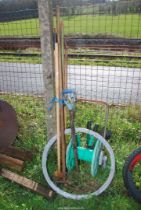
[
  {"left": 48, "top": 89, "right": 76, "bottom": 111},
  {"left": 48, "top": 97, "right": 64, "bottom": 111}
]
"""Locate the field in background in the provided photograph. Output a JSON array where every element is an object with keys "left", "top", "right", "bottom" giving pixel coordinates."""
[
  {"left": 0, "top": 14, "right": 140, "bottom": 68},
  {"left": 0, "top": 13, "right": 140, "bottom": 68},
  {"left": 0, "top": 14, "right": 140, "bottom": 38},
  {"left": 0, "top": 19, "right": 40, "bottom": 37},
  {"left": 63, "top": 14, "right": 141, "bottom": 38}
]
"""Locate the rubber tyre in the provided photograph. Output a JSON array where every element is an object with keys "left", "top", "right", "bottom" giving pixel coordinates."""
[{"left": 123, "top": 147, "right": 141, "bottom": 203}]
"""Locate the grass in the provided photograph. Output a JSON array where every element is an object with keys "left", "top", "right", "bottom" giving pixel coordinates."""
[
  {"left": 68, "top": 49, "right": 141, "bottom": 68},
  {"left": 0, "top": 49, "right": 41, "bottom": 64},
  {"left": 0, "top": 55, "right": 41, "bottom": 64},
  {"left": 69, "top": 57, "right": 141, "bottom": 68},
  {"left": 0, "top": 56, "right": 140, "bottom": 68},
  {"left": 0, "top": 14, "right": 140, "bottom": 68},
  {"left": 62, "top": 14, "right": 141, "bottom": 38},
  {"left": 0, "top": 94, "right": 141, "bottom": 209},
  {"left": 0, "top": 19, "right": 40, "bottom": 37},
  {"left": 0, "top": 14, "right": 140, "bottom": 38},
  {"left": 0, "top": 50, "right": 140, "bottom": 68}
]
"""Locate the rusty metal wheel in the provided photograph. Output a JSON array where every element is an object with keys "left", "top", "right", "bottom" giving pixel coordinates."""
[{"left": 0, "top": 100, "right": 18, "bottom": 150}]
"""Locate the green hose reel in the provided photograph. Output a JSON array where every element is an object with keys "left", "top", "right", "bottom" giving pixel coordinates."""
[{"left": 66, "top": 133, "right": 106, "bottom": 176}]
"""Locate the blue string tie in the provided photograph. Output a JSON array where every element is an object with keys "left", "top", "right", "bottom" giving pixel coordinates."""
[{"left": 48, "top": 89, "right": 76, "bottom": 111}]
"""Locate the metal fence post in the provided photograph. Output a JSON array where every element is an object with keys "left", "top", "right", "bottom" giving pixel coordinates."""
[{"left": 38, "top": 0, "right": 56, "bottom": 139}]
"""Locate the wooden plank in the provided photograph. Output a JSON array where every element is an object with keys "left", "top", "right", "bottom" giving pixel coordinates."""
[
  {"left": 54, "top": 41, "right": 62, "bottom": 174},
  {"left": 0, "top": 146, "right": 33, "bottom": 161},
  {"left": 0, "top": 154, "right": 24, "bottom": 172},
  {"left": 56, "top": 7, "right": 66, "bottom": 178},
  {"left": 0, "top": 168, "right": 55, "bottom": 199},
  {"left": 64, "top": 49, "right": 68, "bottom": 129},
  {"left": 59, "top": 21, "right": 66, "bottom": 178}
]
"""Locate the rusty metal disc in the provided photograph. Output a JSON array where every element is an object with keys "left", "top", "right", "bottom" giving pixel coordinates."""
[{"left": 0, "top": 100, "right": 18, "bottom": 149}]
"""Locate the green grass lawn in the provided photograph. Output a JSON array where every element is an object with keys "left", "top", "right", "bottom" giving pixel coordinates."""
[
  {"left": 0, "top": 19, "right": 40, "bottom": 37},
  {"left": 0, "top": 94, "right": 141, "bottom": 210},
  {"left": 0, "top": 14, "right": 140, "bottom": 38},
  {"left": 63, "top": 14, "right": 141, "bottom": 38}
]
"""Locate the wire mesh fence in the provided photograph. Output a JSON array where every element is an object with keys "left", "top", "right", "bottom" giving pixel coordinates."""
[
  {"left": 59, "top": 0, "right": 141, "bottom": 106},
  {"left": 0, "top": 0, "right": 46, "bottom": 158},
  {"left": 0, "top": 8, "right": 42, "bottom": 96},
  {"left": 57, "top": 0, "right": 141, "bottom": 140},
  {"left": 0, "top": 0, "right": 140, "bottom": 148}
]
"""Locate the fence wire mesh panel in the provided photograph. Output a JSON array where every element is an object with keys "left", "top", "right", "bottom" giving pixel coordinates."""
[
  {"left": 0, "top": 0, "right": 47, "bottom": 171},
  {"left": 54, "top": 0, "right": 141, "bottom": 107},
  {"left": 54, "top": 0, "right": 141, "bottom": 147},
  {"left": 0, "top": 5, "right": 42, "bottom": 96}
]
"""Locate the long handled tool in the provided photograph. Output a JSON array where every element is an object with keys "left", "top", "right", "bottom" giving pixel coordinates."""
[
  {"left": 69, "top": 110, "right": 79, "bottom": 170},
  {"left": 62, "top": 89, "right": 79, "bottom": 170},
  {"left": 54, "top": 6, "right": 66, "bottom": 178},
  {"left": 54, "top": 38, "right": 62, "bottom": 176}
]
